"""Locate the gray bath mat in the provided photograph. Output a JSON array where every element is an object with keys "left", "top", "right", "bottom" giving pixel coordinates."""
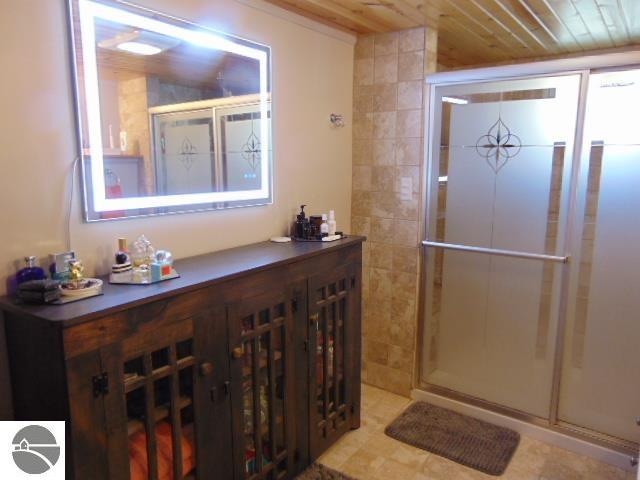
[
  {"left": 295, "top": 463, "right": 355, "bottom": 480},
  {"left": 385, "top": 402, "right": 520, "bottom": 476}
]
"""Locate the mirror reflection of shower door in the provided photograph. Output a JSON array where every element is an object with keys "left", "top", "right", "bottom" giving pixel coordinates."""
[
  {"left": 216, "top": 103, "right": 271, "bottom": 193},
  {"left": 422, "top": 75, "right": 582, "bottom": 418},
  {"left": 153, "top": 109, "right": 215, "bottom": 195},
  {"left": 558, "top": 69, "right": 640, "bottom": 445}
]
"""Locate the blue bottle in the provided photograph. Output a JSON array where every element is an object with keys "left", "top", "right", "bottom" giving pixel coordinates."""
[{"left": 16, "top": 256, "right": 47, "bottom": 285}]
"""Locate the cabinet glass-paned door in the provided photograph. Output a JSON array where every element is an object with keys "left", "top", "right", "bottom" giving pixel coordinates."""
[
  {"left": 308, "top": 266, "right": 354, "bottom": 458},
  {"left": 228, "top": 291, "right": 295, "bottom": 479},
  {"left": 421, "top": 74, "right": 581, "bottom": 418},
  {"left": 121, "top": 317, "right": 200, "bottom": 480}
]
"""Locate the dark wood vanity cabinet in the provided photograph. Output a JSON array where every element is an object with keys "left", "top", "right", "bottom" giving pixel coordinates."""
[{"left": 1, "top": 237, "right": 363, "bottom": 480}]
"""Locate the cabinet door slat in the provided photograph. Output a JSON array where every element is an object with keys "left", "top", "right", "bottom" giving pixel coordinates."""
[
  {"left": 252, "top": 334, "right": 263, "bottom": 474},
  {"left": 143, "top": 354, "right": 159, "bottom": 480},
  {"left": 168, "top": 345, "right": 183, "bottom": 480},
  {"left": 267, "top": 314, "right": 278, "bottom": 475}
]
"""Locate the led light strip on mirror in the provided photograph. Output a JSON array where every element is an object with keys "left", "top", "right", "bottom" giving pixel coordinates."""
[{"left": 77, "top": 0, "right": 270, "bottom": 212}]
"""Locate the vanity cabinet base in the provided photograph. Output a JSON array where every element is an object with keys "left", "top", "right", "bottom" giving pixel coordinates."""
[{"left": 2, "top": 238, "right": 364, "bottom": 480}]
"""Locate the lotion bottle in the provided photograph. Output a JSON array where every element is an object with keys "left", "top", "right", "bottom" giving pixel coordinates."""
[
  {"left": 320, "top": 214, "right": 329, "bottom": 237},
  {"left": 328, "top": 210, "right": 337, "bottom": 236}
]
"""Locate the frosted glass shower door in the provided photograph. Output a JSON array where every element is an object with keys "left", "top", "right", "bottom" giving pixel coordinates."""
[
  {"left": 558, "top": 70, "right": 640, "bottom": 444},
  {"left": 422, "top": 75, "right": 581, "bottom": 418}
]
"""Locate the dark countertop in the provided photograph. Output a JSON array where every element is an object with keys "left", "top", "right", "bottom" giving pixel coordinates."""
[{"left": 0, "top": 236, "right": 365, "bottom": 327}]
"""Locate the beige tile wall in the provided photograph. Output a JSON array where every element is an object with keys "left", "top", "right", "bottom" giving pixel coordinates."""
[
  {"left": 118, "top": 76, "right": 154, "bottom": 194},
  {"left": 352, "top": 28, "right": 437, "bottom": 396}
]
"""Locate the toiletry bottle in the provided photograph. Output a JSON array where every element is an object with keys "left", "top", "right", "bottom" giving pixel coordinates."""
[
  {"left": 115, "top": 238, "right": 130, "bottom": 265},
  {"left": 320, "top": 214, "right": 329, "bottom": 237},
  {"left": 310, "top": 216, "right": 323, "bottom": 239},
  {"left": 328, "top": 210, "right": 337, "bottom": 236},
  {"left": 16, "top": 256, "right": 47, "bottom": 285},
  {"left": 295, "top": 205, "right": 307, "bottom": 239}
]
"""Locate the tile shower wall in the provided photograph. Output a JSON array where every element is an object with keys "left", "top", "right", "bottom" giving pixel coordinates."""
[{"left": 352, "top": 28, "right": 437, "bottom": 396}]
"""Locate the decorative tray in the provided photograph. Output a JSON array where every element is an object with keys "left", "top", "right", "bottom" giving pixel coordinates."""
[
  {"left": 109, "top": 268, "right": 180, "bottom": 285},
  {"left": 52, "top": 278, "right": 104, "bottom": 304},
  {"left": 293, "top": 235, "right": 346, "bottom": 243}
]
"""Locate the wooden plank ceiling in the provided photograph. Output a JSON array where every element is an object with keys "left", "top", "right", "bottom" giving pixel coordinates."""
[{"left": 263, "top": 0, "right": 640, "bottom": 68}]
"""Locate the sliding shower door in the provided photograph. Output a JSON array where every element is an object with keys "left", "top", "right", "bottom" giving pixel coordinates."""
[
  {"left": 558, "top": 69, "right": 640, "bottom": 445},
  {"left": 421, "top": 75, "right": 582, "bottom": 418}
]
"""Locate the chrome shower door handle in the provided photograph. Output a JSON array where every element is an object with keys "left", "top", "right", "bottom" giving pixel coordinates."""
[{"left": 422, "top": 240, "right": 569, "bottom": 264}]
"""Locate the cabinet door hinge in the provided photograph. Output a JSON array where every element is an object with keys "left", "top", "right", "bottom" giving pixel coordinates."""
[
  {"left": 292, "top": 298, "right": 298, "bottom": 313},
  {"left": 92, "top": 372, "right": 109, "bottom": 398}
]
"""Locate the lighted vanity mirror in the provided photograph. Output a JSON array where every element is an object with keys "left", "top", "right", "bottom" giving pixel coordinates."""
[{"left": 68, "top": 0, "right": 272, "bottom": 221}]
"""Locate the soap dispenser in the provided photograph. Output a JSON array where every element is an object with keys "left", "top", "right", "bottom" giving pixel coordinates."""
[{"left": 295, "top": 204, "right": 310, "bottom": 239}]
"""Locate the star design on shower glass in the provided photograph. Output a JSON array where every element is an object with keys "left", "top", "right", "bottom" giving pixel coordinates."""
[
  {"left": 475, "top": 117, "right": 522, "bottom": 173},
  {"left": 242, "top": 131, "right": 261, "bottom": 172},
  {"left": 179, "top": 137, "right": 197, "bottom": 171}
]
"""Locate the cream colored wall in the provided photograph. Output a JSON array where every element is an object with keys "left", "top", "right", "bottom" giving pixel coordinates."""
[{"left": 0, "top": 0, "right": 354, "bottom": 418}]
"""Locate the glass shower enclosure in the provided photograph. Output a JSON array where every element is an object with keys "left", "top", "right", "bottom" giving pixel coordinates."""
[{"left": 421, "top": 66, "right": 640, "bottom": 453}]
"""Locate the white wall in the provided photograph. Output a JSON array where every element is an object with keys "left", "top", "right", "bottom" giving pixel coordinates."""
[
  {"left": 0, "top": 0, "right": 354, "bottom": 418},
  {"left": 0, "top": 0, "right": 354, "bottom": 285}
]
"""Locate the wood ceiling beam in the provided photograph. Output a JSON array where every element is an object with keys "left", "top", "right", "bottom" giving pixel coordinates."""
[
  {"left": 437, "top": 0, "right": 526, "bottom": 55},
  {"left": 339, "top": 0, "right": 417, "bottom": 31},
  {"left": 526, "top": 0, "right": 585, "bottom": 49},
  {"left": 271, "top": 0, "right": 393, "bottom": 32},
  {"left": 595, "top": 0, "right": 631, "bottom": 47},
  {"left": 567, "top": 0, "right": 611, "bottom": 48},
  {"left": 263, "top": 0, "right": 370, "bottom": 33},
  {"left": 439, "top": 16, "right": 515, "bottom": 64},
  {"left": 385, "top": 0, "right": 443, "bottom": 27},
  {"left": 614, "top": 0, "right": 632, "bottom": 41},
  {"left": 360, "top": 0, "right": 426, "bottom": 25},
  {"left": 463, "top": 0, "right": 534, "bottom": 51},
  {"left": 262, "top": 0, "right": 640, "bottom": 69}
]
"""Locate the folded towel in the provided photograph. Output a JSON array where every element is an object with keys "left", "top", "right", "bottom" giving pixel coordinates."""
[
  {"left": 16, "top": 280, "right": 61, "bottom": 303},
  {"left": 17, "top": 279, "right": 61, "bottom": 292},
  {"left": 16, "top": 290, "right": 61, "bottom": 304}
]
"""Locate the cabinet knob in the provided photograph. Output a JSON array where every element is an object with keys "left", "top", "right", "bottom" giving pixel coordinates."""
[
  {"left": 199, "top": 362, "right": 214, "bottom": 377},
  {"left": 232, "top": 346, "right": 244, "bottom": 359},
  {"left": 309, "top": 313, "right": 319, "bottom": 324},
  {"left": 636, "top": 417, "right": 640, "bottom": 426},
  {"left": 631, "top": 457, "right": 638, "bottom": 468}
]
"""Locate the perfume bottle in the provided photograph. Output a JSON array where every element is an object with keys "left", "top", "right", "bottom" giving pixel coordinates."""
[
  {"left": 16, "top": 256, "right": 47, "bottom": 285},
  {"left": 115, "top": 238, "right": 130, "bottom": 265}
]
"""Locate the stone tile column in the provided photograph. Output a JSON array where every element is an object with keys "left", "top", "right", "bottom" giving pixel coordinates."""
[{"left": 351, "top": 27, "right": 437, "bottom": 396}]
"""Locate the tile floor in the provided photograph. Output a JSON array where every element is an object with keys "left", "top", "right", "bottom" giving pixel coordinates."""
[{"left": 318, "top": 384, "right": 636, "bottom": 480}]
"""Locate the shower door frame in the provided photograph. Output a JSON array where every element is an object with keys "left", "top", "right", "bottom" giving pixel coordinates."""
[{"left": 417, "top": 51, "right": 640, "bottom": 456}]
